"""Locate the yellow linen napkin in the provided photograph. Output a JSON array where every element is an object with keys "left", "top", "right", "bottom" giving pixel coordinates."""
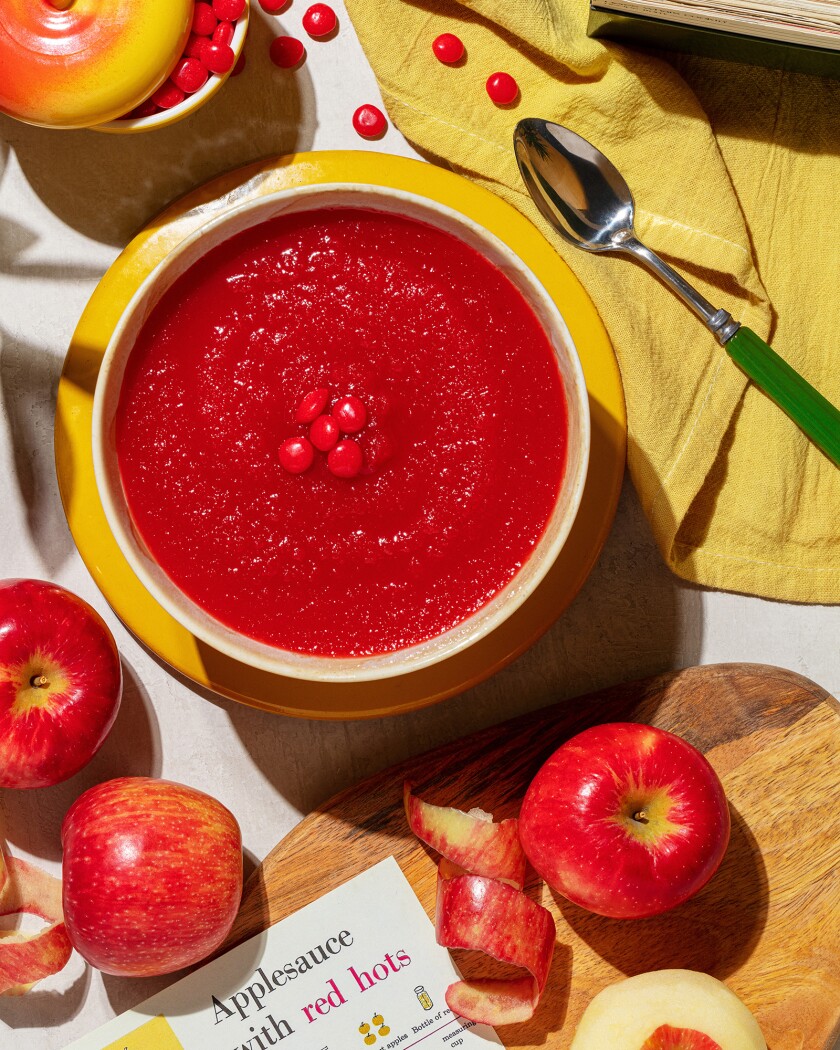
[{"left": 342, "top": 0, "right": 840, "bottom": 603}]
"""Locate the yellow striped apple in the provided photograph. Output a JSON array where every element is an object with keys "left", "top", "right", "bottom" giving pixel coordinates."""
[{"left": 62, "top": 777, "right": 242, "bottom": 977}]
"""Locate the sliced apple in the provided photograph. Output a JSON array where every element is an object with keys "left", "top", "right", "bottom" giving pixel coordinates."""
[
  {"left": 404, "top": 782, "right": 526, "bottom": 888},
  {"left": 0, "top": 852, "right": 72, "bottom": 995},
  {"left": 569, "top": 970, "right": 766, "bottom": 1050},
  {"left": 435, "top": 872, "right": 555, "bottom": 1025}
]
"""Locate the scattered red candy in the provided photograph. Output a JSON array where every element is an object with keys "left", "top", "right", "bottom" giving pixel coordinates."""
[
  {"left": 212, "top": 19, "right": 235, "bottom": 46},
  {"left": 270, "top": 35, "right": 305, "bottom": 68},
  {"left": 202, "top": 41, "right": 236, "bottom": 73},
  {"left": 260, "top": 0, "right": 289, "bottom": 9},
  {"left": 192, "top": 2, "right": 218, "bottom": 36},
  {"left": 231, "top": 51, "right": 247, "bottom": 76},
  {"left": 352, "top": 104, "right": 387, "bottom": 139},
  {"left": 486, "top": 71, "right": 518, "bottom": 105},
  {"left": 172, "top": 56, "right": 209, "bottom": 94},
  {"left": 302, "top": 3, "right": 337, "bottom": 37},
  {"left": 212, "top": 0, "right": 245, "bottom": 19},
  {"left": 279, "top": 437, "right": 315, "bottom": 474},
  {"left": 296, "top": 388, "right": 330, "bottom": 423},
  {"left": 328, "top": 440, "right": 363, "bottom": 478},
  {"left": 151, "top": 80, "right": 187, "bottom": 110},
  {"left": 332, "top": 394, "right": 367, "bottom": 433},
  {"left": 310, "top": 414, "right": 340, "bottom": 452},
  {"left": 432, "top": 33, "right": 464, "bottom": 64}
]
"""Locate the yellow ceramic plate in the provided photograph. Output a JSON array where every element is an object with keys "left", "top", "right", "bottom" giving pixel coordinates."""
[{"left": 55, "top": 152, "right": 626, "bottom": 719}]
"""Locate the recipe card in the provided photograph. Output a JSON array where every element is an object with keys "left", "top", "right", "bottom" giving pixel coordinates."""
[{"left": 65, "top": 857, "right": 503, "bottom": 1050}]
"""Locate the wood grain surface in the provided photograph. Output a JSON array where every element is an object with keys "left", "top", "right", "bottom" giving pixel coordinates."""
[{"left": 228, "top": 663, "right": 840, "bottom": 1049}]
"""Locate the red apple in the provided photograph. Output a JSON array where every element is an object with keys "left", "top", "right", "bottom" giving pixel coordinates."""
[
  {"left": 519, "top": 723, "right": 730, "bottom": 919},
  {"left": 0, "top": 579, "right": 122, "bottom": 789},
  {"left": 62, "top": 777, "right": 243, "bottom": 977}
]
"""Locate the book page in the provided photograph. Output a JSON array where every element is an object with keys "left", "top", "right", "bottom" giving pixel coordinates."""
[{"left": 63, "top": 858, "right": 503, "bottom": 1050}]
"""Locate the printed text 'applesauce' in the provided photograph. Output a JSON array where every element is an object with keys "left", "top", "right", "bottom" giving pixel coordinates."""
[{"left": 210, "top": 928, "right": 412, "bottom": 1044}]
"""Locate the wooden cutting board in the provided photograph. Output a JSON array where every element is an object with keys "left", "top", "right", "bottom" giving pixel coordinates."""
[{"left": 227, "top": 663, "right": 840, "bottom": 1049}]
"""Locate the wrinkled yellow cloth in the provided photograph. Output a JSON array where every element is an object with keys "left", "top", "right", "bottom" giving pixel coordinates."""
[{"left": 342, "top": 0, "right": 840, "bottom": 603}]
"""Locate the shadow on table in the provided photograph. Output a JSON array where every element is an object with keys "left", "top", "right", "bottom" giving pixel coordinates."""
[
  {"left": 0, "top": 965, "right": 90, "bottom": 1029},
  {"left": 0, "top": 659, "right": 160, "bottom": 862},
  {"left": 0, "top": 8, "right": 313, "bottom": 247},
  {"left": 553, "top": 805, "right": 768, "bottom": 979},
  {"left": 0, "top": 326, "right": 79, "bottom": 577}
]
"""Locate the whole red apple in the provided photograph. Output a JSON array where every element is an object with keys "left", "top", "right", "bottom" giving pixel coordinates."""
[
  {"left": 62, "top": 777, "right": 243, "bottom": 976},
  {"left": 0, "top": 579, "right": 122, "bottom": 789},
  {"left": 519, "top": 723, "right": 730, "bottom": 919}
]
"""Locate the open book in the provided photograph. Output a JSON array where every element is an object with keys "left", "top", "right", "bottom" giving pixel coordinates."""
[
  {"left": 591, "top": 0, "right": 840, "bottom": 48},
  {"left": 588, "top": 0, "right": 840, "bottom": 75}
]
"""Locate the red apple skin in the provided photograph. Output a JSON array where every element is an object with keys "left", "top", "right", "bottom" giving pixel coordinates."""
[
  {"left": 0, "top": 579, "right": 122, "bottom": 789},
  {"left": 519, "top": 723, "right": 731, "bottom": 919},
  {"left": 61, "top": 777, "right": 243, "bottom": 977}
]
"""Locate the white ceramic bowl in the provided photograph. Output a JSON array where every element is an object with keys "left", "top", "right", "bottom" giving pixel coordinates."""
[{"left": 93, "top": 184, "right": 591, "bottom": 682}]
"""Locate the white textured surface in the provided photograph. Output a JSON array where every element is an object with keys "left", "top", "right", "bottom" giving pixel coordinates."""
[{"left": 0, "top": 3, "right": 837, "bottom": 1047}]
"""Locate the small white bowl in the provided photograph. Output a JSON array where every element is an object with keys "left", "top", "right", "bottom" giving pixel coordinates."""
[
  {"left": 93, "top": 184, "right": 590, "bottom": 682},
  {"left": 94, "top": 6, "right": 249, "bottom": 135}
]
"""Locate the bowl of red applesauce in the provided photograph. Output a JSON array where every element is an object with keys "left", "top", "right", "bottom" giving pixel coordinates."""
[{"left": 92, "top": 184, "right": 590, "bottom": 682}]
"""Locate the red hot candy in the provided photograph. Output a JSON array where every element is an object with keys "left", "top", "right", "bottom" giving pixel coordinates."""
[
  {"left": 432, "top": 33, "right": 464, "bottom": 64},
  {"left": 486, "top": 71, "right": 519, "bottom": 105},
  {"left": 151, "top": 80, "right": 186, "bottom": 109},
  {"left": 185, "top": 32, "right": 207, "bottom": 58},
  {"left": 296, "top": 388, "right": 330, "bottom": 423},
  {"left": 328, "top": 440, "right": 364, "bottom": 478},
  {"left": 172, "top": 57, "right": 209, "bottom": 94},
  {"left": 212, "top": 20, "right": 235, "bottom": 46},
  {"left": 302, "top": 3, "right": 337, "bottom": 37},
  {"left": 212, "top": 0, "right": 246, "bottom": 19},
  {"left": 279, "top": 437, "right": 315, "bottom": 474},
  {"left": 270, "top": 35, "right": 305, "bottom": 68},
  {"left": 231, "top": 51, "right": 247, "bottom": 75},
  {"left": 260, "top": 0, "right": 289, "bottom": 9},
  {"left": 192, "top": 2, "right": 218, "bottom": 36},
  {"left": 332, "top": 394, "right": 367, "bottom": 433},
  {"left": 352, "top": 104, "right": 387, "bottom": 139},
  {"left": 202, "top": 42, "right": 236, "bottom": 73},
  {"left": 310, "top": 414, "right": 340, "bottom": 452}
]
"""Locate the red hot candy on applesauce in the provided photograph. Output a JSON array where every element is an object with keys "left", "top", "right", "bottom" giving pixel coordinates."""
[{"left": 115, "top": 208, "right": 568, "bottom": 657}]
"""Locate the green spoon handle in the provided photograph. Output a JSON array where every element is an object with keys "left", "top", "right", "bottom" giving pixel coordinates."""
[{"left": 725, "top": 326, "right": 840, "bottom": 467}]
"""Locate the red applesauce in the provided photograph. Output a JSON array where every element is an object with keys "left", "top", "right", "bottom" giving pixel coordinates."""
[{"left": 116, "top": 208, "right": 568, "bottom": 656}]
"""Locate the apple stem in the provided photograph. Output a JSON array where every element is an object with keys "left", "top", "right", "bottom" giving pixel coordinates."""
[
  {"left": 633, "top": 810, "right": 649, "bottom": 824},
  {"left": 30, "top": 674, "right": 49, "bottom": 688},
  {"left": 48, "top": 0, "right": 76, "bottom": 9}
]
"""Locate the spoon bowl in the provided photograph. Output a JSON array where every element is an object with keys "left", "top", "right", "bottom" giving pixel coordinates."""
[{"left": 514, "top": 119, "right": 635, "bottom": 252}]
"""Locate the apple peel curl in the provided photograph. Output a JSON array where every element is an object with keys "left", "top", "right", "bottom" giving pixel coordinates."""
[
  {"left": 404, "top": 782, "right": 527, "bottom": 889},
  {"left": 0, "top": 852, "right": 72, "bottom": 995},
  {"left": 435, "top": 873, "right": 555, "bottom": 1026}
]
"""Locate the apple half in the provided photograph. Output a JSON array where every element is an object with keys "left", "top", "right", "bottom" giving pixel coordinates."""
[{"left": 569, "top": 970, "right": 766, "bottom": 1050}]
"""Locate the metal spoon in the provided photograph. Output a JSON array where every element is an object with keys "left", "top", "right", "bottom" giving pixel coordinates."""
[{"left": 514, "top": 117, "right": 840, "bottom": 467}]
